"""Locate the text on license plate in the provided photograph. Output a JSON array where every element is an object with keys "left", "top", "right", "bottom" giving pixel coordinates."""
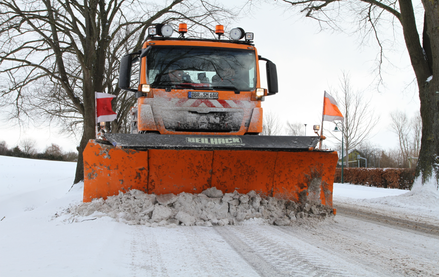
[{"left": 188, "top": 91, "right": 218, "bottom": 99}]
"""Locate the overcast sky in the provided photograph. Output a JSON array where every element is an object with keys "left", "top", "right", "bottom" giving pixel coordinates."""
[{"left": 1, "top": 0, "right": 422, "bottom": 153}]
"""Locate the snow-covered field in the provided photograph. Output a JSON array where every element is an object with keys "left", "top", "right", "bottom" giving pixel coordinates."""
[{"left": 1, "top": 156, "right": 438, "bottom": 276}]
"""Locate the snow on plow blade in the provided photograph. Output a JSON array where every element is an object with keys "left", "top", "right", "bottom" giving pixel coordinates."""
[{"left": 83, "top": 134, "right": 338, "bottom": 207}]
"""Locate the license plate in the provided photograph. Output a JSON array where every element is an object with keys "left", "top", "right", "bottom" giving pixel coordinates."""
[{"left": 188, "top": 91, "right": 218, "bottom": 99}]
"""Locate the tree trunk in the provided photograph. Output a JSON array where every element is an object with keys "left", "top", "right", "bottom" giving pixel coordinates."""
[
  {"left": 416, "top": 0, "right": 439, "bottom": 186},
  {"left": 399, "top": 0, "right": 438, "bottom": 186},
  {"left": 74, "top": 70, "right": 96, "bottom": 184},
  {"left": 74, "top": 1, "right": 101, "bottom": 184},
  {"left": 416, "top": 81, "right": 438, "bottom": 184}
]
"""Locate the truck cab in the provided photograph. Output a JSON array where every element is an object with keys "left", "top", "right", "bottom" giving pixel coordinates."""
[{"left": 119, "top": 24, "right": 278, "bottom": 135}]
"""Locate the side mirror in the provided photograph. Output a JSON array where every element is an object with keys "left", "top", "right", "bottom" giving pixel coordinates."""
[
  {"left": 119, "top": 52, "right": 140, "bottom": 92},
  {"left": 119, "top": 54, "right": 133, "bottom": 90},
  {"left": 266, "top": 61, "right": 278, "bottom": 95},
  {"left": 259, "top": 56, "right": 278, "bottom": 95}
]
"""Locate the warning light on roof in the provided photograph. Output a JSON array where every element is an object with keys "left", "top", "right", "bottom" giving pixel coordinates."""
[
  {"left": 215, "top": 25, "right": 224, "bottom": 39},
  {"left": 215, "top": 25, "right": 224, "bottom": 34},
  {"left": 179, "top": 23, "right": 187, "bottom": 34}
]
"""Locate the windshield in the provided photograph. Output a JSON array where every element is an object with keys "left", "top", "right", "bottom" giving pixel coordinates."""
[{"left": 146, "top": 46, "right": 256, "bottom": 91}]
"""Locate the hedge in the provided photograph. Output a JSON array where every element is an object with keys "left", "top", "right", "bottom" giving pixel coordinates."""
[{"left": 334, "top": 168, "right": 415, "bottom": 190}]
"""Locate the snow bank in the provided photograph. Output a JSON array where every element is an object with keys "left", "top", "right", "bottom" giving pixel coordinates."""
[
  {"left": 376, "top": 175, "right": 439, "bottom": 215},
  {"left": 0, "top": 156, "right": 76, "bottom": 219},
  {"left": 334, "top": 183, "right": 408, "bottom": 199},
  {"left": 411, "top": 174, "right": 439, "bottom": 195},
  {"left": 64, "top": 187, "right": 334, "bottom": 227},
  {"left": 334, "top": 179, "right": 439, "bottom": 223}
]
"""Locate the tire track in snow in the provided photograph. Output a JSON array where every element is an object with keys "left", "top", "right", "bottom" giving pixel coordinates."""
[
  {"left": 336, "top": 204, "right": 439, "bottom": 236},
  {"left": 182, "top": 226, "right": 258, "bottom": 276},
  {"left": 234, "top": 225, "right": 358, "bottom": 276},
  {"left": 129, "top": 225, "right": 259, "bottom": 276},
  {"left": 180, "top": 227, "right": 221, "bottom": 274},
  {"left": 214, "top": 226, "right": 281, "bottom": 277},
  {"left": 278, "top": 217, "right": 439, "bottom": 277},
  {"left": 274, "top": 224, "right": 383, "bottom": 276},
  {"left": 130, "top": 226, "right": 169, "bottom": 277},
  {"left": 216, "top": 225, "right": 357, "bottom": 277}
]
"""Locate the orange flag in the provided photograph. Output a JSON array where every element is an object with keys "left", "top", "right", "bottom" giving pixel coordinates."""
[{"left": 323, "top": 91, "right": 344, "bottom": 122}]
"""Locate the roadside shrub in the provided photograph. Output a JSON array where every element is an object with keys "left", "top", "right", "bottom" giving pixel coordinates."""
[{"left": 334, "top": 168, "right": 415, "bottom": 190}]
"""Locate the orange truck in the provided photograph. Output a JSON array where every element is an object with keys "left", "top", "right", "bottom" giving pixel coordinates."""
[{"left": 83, "top": 24, "right": 338, "bottom": 208}]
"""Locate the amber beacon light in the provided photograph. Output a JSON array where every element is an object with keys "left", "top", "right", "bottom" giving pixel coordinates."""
[
  {"left": 215, "top": 25, "right": 224, "bottom": 39},
  {"left": 179, "top": 23, "right": 187, "bottom": 34}
]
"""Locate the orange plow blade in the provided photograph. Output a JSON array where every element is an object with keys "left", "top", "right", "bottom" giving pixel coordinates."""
[{"left": 84, "top": 138, "right": 338, "bottom": 208}]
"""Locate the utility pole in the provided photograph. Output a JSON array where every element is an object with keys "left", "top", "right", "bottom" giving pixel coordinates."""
[{"left": 334, "top": 124, "right": 344, "bottom": 183}]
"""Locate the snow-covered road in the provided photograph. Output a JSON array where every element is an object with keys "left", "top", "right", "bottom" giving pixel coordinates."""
[
  {"left": 217, "top": 213, "right": 439, "bottom": 276},
  {"left": 1, "top": 156, "right": 439, "bottom": 276}
]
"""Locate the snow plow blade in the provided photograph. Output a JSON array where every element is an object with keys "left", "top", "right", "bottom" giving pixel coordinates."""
[{"left": 83, "top": 134, "right": 338, "bottom": 208}]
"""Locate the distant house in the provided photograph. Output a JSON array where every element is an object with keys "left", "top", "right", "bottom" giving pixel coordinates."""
[{"left": 337, "top": 149, "right": 367, "bottom": 167}]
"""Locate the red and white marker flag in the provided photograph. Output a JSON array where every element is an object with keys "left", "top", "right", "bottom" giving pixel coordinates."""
[
  {"left": 95, "top": 92, "right": 117, "bottom": 122},
  {"left": 319, "top": 91, "right": 344, "bottom": 149},
  {"left": 322, "top": 91, "right": 344, "bottom": 122}
]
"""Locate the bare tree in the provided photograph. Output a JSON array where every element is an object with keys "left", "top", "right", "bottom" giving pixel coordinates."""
[
  {"left": 63, "top": 151, "right": 79, "bottom": 162},
  {"left": 358, "top": 142, "right": 381, "bottom": 168},
  {"left": 0, "top": 141, "right": 8, "bottom": 155},
  {"left": 390, "top": 111, "right": 410, "bottom": 167},
  {"left": 285, "top": 121, "right": 303, "bottom": 136},
  {"left": 0, "top": 0, "right": 233, "bottom": 184},
  {"left": 20, "top": 138, "right": 37, "bottom": 156},
  {"left": 390, "top": 110, "right": 421, "bottom": 168},
  {"left": 262, "top": 111, "right": 282, "bottom": 135},
  {"left": 45, "top": 143, "right": 63, "bottom": 157},
  {"left": 328, "top": 73, "right": 379, "bottom": 167},
  {"left": 279, "top": 0, "right": 439, "bottom": 187},
  {"left": 380, "top": 149, "right": 401, "bottom": 168}
]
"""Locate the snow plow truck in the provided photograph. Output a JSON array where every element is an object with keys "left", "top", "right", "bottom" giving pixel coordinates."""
[{"left": 83, "top": 24, "right": 338, "bottom": 208}]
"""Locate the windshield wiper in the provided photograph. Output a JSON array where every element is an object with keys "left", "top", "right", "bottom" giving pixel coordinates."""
[
  {"left": 152, "top": 83, "right": 241, "bottom": 94},
  {"left": 174, "top": 83, "right": 213, "bottom": 90},
  {"left": 211, "top": 86, "right": 241, "bottom": 94}
]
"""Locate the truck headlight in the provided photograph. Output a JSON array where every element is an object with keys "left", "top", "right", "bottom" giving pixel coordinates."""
[
  {"left": 255, "top": 88, "right": 266, "bottom": 100},
  {"left": 141, "top": 84, "right": 150, "bottom": 92}
]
